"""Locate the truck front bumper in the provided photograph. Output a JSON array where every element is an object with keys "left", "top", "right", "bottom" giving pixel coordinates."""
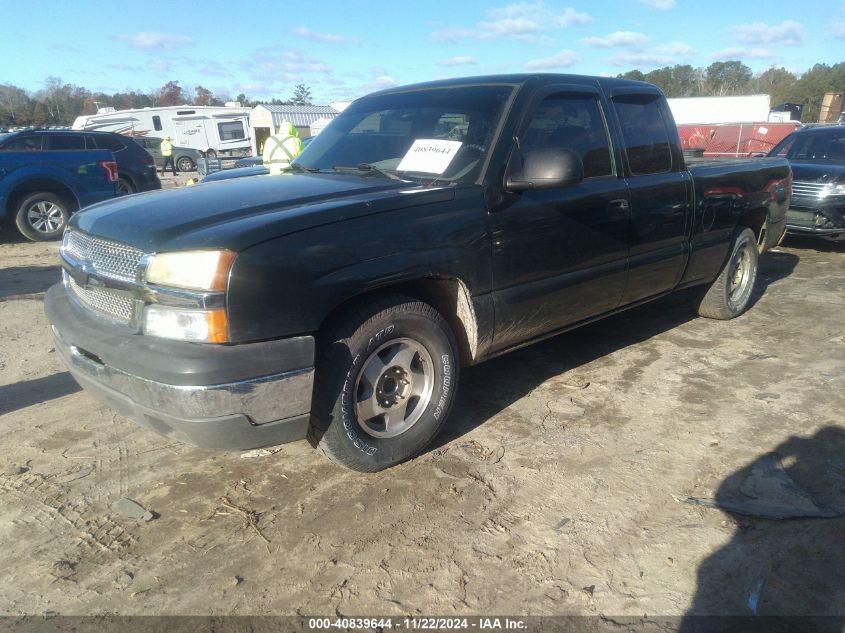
[{"left": 45, "top": 284, "right": 314, "bottom": 451}]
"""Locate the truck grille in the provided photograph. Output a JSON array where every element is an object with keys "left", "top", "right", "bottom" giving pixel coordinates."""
[
  {"left": 790, "top": 181, "right": 827, "bottom": 205},
  {"left": 63, "top": 230, "right": 144, "bottom": 282},
  {"left": 66, "top": 273, "right": 136, "bottom": 324}
]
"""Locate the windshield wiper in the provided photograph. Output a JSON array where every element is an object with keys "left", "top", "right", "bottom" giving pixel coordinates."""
[
  {"left": 286, "top": 163, "right": 321, "bottom": 173},
  {"left": 332, "top": 163, "right": 405, "bottom": 180}
]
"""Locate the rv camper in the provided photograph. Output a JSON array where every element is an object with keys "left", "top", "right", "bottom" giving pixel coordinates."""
[{"left": 72, "top": 105, "right": 251, "bottom": 157}]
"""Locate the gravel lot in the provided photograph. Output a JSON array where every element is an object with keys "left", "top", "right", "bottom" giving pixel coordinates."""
[{"left": 0, "top": 228, "right": 843, "bottom": 618}]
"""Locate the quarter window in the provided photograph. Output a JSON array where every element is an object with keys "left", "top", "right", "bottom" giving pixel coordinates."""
[
  {"left": 521, "top": 94, "right": 614, "bottom": 179},
  {"left": 613, "top": 95, "right": 673, "bottom": 175}
]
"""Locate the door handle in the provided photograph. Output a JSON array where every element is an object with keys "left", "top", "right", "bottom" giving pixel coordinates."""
[{"left": 607, "top": 198, "right": 630, "bottom": 218}]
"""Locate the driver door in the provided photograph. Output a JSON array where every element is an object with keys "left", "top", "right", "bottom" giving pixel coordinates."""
[{"left": 489, "top": 86, "right": 630, "bottom": 352}]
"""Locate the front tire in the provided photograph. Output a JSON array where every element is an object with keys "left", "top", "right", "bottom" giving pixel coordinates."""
[
  {"left": 15, "top": 192, "right": 70, "bottom": 241},
  {"left": 176, "top": 156, "right": 195, "bottom": 172},
  {"left": 695, "top": 227, "right": 759, "bottom": 319},
  {"left": 309, "top": 294, "right": 459, "bottom": 472}
]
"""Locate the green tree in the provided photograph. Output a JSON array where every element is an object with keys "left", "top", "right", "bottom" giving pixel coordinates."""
[
  {"left": 291, "top": 83, "right": 312, "bottom": 106},
  {"left": 704, "top": 61, "right": 753, "bottom": 96}
]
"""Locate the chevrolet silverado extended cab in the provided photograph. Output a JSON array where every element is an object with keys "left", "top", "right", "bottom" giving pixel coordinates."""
[
  {"left": 45, "top": 75, "right": 791, "bottom": 471},
  {"left": 0, "top": 140, "right": 118, "bottom": 240}
]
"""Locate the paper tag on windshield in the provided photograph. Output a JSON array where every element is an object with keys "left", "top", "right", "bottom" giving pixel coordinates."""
[{"left": 397, "top": 139, "right": 463, "bottom": 174}]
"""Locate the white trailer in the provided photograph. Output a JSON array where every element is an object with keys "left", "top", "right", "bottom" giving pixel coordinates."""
[
  {"left": 667, "top": 95, "right": 772, "bottom": 125},
  {"left": 72, "top": 105, "right": 252, "bottom": 157}
]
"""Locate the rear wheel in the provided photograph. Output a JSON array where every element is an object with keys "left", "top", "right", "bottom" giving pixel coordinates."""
[
  {"left": 695, "top": 227, "right": 759, "bottom": 319},
  {"left": 205, "top": 149, "right": 217, "bottom": 159},
  {"left": 15, "top": 192, "right": 70, "bottom": 241},
  {"left": 116, "top": 176, "right": 135, "bottom": 196},
  {"left": 309, "top": 294, "right": 459, "bottom": 472},
  {"left": 176, "top": 156, "right": 195, "bottom": 172}
]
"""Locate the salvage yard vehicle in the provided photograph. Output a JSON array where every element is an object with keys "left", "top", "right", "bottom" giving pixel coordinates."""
[
  {"left": 768, "top": 125, "right": 845, "bottom": 241},
  {"left": 129, "top": 136, "right": 202, "bottom": 173},
  {"left": 0, "top": 137, "right": 117, "bottom": 240},
  {"left": 0, "top": 129, "right": 161, "bottom": 196},
  {"left": 45, "top": 74, "right": 791, "bottom": 472}
]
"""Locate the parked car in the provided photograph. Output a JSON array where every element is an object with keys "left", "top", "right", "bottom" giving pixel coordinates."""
[
  {"left": 0, "top": 129, "right": 160, "bottom": 196},
  {"left": 768, "top": 125, "right": 845, "bottom": 241},
  {"left": 129, "top": 136, "right": 202, "bottom": 172},
  {"left": 46, "top": 74, "right": 791, "bottom": 471},
  {"left": 0, "top": 137, "right": 117, "bottom": 240}
]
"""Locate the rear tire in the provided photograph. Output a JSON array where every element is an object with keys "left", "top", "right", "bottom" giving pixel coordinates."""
[
  {"left": 116, "top": 176, "right": 135, "bottom": 196},
  {"left": 309, "top": 294, "right": 459, "bottom": 472},
  {"left": 15, "top": 192, "right": 70, "bottom": 241},
  {"left": 695, "top": 227, "right": 758, "bottom": 319}
]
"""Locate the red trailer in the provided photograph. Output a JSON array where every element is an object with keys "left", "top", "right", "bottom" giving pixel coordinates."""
[{"left": 678, "top": 122, "right": 802, "bottom": 158}]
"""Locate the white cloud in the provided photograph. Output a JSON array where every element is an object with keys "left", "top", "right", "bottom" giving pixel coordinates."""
[
  {"left": 431, "top": 3, "right": 592, "bottom": 42},
  {"left": 116, "top": 31, "right": 193, "bottom": 50},
  {"left": 637, "top": 0, "right": 675, "bottom": 8},
  {"left": 439, "top": 56, "right": 479, "bottom": 67},
  {"left": 660, "top": 41, "right": 696, "bottom": 56},
  {"left": 524, "top": 49, "right": 580, "bottom": 70},
  {"left": 833, "top": 22, "right": 845, "bottom": 38},
  {"left": 365, "top": 75, "right": 399, "bottom": 91},
  {"left": 250, "top": 48, "right": 332, "bottom": 83},
  {"left": 581, "top": 31, "right": 650, "bottom": 48},
  {"left": 608, "top": 40, "right": 696, "bottom": 67},
  {"left": 711, "top": 47, "right": 774, "bottom": 60},
  {"left": 293, "top": 26, "right": 344, "bottom": 43},
  {"left": 732, "top": 19, "right": 804, "bottom": 46}
]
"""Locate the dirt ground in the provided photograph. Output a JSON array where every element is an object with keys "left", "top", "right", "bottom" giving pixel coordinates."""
[{"left": 0, "top": 228, "right": 843, "bottom": 619}]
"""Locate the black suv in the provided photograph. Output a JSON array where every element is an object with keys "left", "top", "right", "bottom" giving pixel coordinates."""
[
  {"left": 0, "top": 129, "right": 161, "bottom": 195},
  {"left": 769, "top": 125, "right": 845, "bottom": 241}
]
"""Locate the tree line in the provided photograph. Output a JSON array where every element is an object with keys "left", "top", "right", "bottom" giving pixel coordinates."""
[
  {"left": 617, "top": 61, "right": 845, "bottom": 123},
  {"left": 0, "top": 78, "right": 314, "bottom": 128},
  {"left": 2, "top": 61, "right": 842, "bottom": 128}
]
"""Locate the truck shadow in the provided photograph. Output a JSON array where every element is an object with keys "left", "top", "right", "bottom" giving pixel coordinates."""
[
  {"left": 0, "top": 372, "right": 81, "bottom": 416},
  {"left": 434, "top": 249, "right": 799, "bottom": 450},
  {"left": 0, "top": 265, "right": 62, "bottom": 300},
  {"left": 678, "top": 426, "right": 845, "bottom": 628}
]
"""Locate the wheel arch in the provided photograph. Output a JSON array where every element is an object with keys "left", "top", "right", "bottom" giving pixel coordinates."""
[
  {"left": 317, "top": 276, "right": 480, "bottom": 367},
  {"left": 737, "top": 207, "right": 768, "bottom": 252},
  {"left": 5, "top": 179, "right": 79, "bottom": 220}
]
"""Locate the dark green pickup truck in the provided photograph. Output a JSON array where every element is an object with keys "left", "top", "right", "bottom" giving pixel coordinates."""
[{"left": 45, "top": 74, "right": 791, "bottom": 471}]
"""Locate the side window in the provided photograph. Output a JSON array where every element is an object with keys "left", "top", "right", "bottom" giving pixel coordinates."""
[
  {"left": 152, "top": 116, "right": 162, "bottom": 131},
  {"left": 521, "top": 93, "right": 614, "bottom": 179},
  {"left": 47, "top": 135, "right": 86, "bottom": 150},
  {"left": 92, "top": 135, "right": 126, "bottom": 153},
  {"left": 613, "top": 95, "right": 673, "bottom": 175},
  {"left": 218, "top": 121, "right": 245, "bottom": 140},
  {"left": 2, "top": 135, "right": 43, "bottom": 151}
]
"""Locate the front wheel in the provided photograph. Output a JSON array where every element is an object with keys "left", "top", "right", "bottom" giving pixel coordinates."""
[
  {"left": 176, "top": 156, "right": 195, "bottom": 172},
  {"left": 15, "top": 192, "right": 70, "bottom": 241},
  {"left": 309, "top": 294, "right": 459, "bottom": 472},
  {"left": 695, "top": 226, "right": 759, "bottom": 319}
]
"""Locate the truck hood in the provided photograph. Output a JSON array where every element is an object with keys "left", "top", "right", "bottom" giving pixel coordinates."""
[
  {"left": 70, "top": 173, "right": 456, "bottom": 252},
  {"left": 788, "top": 161, "right": 845, "bottom": 184}
]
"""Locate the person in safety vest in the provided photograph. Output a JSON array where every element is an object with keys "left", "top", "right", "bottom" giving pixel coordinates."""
[
  {"left": 262, "top": 121, "right": 303, "bottom": 175},
  {"left": 160, "top": 136, "right": 177, "bottom": 176}
]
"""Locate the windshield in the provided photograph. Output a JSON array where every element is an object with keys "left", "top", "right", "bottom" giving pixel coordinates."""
[
  {"left": 294, "top": 85, "right": 514, "bottom": 184},
  {"left": 769, "top": 129, "right": 845, "bottom": 162}
]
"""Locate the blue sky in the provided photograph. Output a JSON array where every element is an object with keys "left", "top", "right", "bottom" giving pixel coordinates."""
[{"left": 2, "top": 0, "right": 844, "bottom": 104}]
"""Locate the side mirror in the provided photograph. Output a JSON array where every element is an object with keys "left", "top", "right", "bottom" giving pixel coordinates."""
[{"left": 506, "top": 147, "right": 584, "bottom": 191}]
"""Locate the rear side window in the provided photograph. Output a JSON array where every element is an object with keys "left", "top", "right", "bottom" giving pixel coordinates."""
[
  {"left": 521, "top": 93, "right": 614, "bottom": 179},
  {"left": 152, "top": 116, "right": 163, "bottom": 131},
  {"left": 47, "top": 135, "right": 86, "bottom": 150},
  {"left": 613, "top": 95, "right": 673, "bottom": 175},
  {"left": 92, "top": 135, "right": 126, "bottom": 153}
]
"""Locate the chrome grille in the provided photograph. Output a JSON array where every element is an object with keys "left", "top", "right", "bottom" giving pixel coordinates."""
[
  {"left": 63, "top": 230, "right": 144, "bottom": 282},
  {"left": 66, "top": 273, "right": 135, "bottom": 324},
  {"left": 790, "top": 181, "right": 827, "bottom": 204}
]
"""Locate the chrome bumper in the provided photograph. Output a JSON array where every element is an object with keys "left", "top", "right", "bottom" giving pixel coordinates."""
[{"left": 54, "top": 324, "right": 313, "bottom": 424}]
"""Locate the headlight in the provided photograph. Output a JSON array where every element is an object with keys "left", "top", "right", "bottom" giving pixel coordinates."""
[
  {"left": 144, "top": 305, "right": 229, "bottom": 343},
  {"left": 820, "top": 183, "right": 845, "bottom": 198},
  {"left": 145, "top": 250, "right": 236, "bottom": 291}
]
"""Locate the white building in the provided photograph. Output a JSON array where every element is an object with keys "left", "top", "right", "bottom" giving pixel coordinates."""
[{"left": 249, "top": 104, "right": 340, "bottom": 154}]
